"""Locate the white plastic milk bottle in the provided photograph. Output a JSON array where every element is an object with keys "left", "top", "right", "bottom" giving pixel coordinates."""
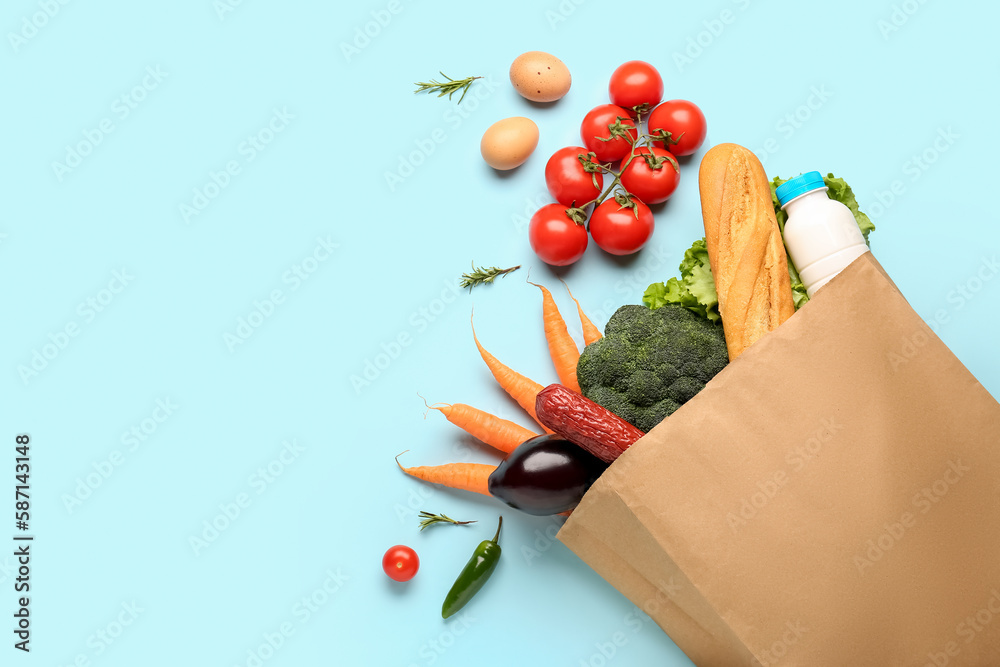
[{"left": 776, "top": 171, "right": 870, "bottom": 298}]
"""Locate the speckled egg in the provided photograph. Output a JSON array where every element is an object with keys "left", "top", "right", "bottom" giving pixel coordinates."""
[
  {"left": 480, "top": 116, "right": 539, "bottom": 170},
  {"left": 509, "top": 51, "right": 572, "bottom": 103}
]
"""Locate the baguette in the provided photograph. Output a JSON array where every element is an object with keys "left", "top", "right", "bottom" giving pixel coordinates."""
[{"left": 699, "top": 143, "right": 795, "bottom": 360}]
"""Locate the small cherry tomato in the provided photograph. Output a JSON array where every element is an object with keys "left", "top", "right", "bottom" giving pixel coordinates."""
[
  {"left": 545, "top": 147, "right": 604, "bottom": 207},
  {"left": 589, "top": 197, "right": 654, "bottom": 256},
  {"left": 619, "top": 147, "right": 680, "bottom": 205},
  {"left": 647, "top": 100, "right": 707, "bottom": 157},
  {"left": 382, "top": 545, "right": 419, "bottom": 582},
  {"left": 529, "top": 204, "right": 588, "bottom": 266},
  {"left": 608, "top": 61, "right": 663, "bottom": 113},
  {"left": 580, "top": 104, "right": 637, "bottom": 163}
]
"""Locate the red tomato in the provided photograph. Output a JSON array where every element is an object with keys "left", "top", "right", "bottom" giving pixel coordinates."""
[
  {"left": 580, "top": 104, "right": 637, "bottom": 163},
  {"left": 619, "top": 147, "right": 680, "bottom": 205},
  {"left": 545, "top": 147, "right": 604, "bottom": 207},
  {"left": 647, "top": 100, "right": 707, "bottom": 157},
  {"left": 589, "top": 198, "right": 654, "bottom": 256},
  {"left": 608, "top": 61, "right": 663, "bottom": 113},
  {"left": 382, "top": 545, "right": 419, "bottom": 582},
  {"left": 529, "top": 204, "right": 588, "bottom": 266}
]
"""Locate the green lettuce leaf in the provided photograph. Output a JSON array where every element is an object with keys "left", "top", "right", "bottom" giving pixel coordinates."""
[
  {"left": 643, "top": 238, "right": 720, "bottom": 322},
  {"left": 824, "top": 175, "right": 875, "bottom": 243}
]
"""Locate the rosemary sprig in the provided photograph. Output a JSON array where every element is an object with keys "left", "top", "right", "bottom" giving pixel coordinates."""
[
  {"left": 460, "top": 264, "right": 521, "bottom": 292},
  {"left": 418, "top": 511, "right": 476, "bottom": 531},
  {"left": 413, "top": 72, "right": 482, "bottom": 104}
]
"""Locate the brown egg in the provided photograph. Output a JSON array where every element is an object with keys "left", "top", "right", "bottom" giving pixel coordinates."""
[
  {"left": 509, "top": 51, "right": 572, "bottom": 103},
  {"left": 480, "top": 117, "right": 539, "bottom": 170}
]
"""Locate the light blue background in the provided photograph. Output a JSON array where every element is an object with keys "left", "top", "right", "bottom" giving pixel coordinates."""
[{"left": 2, "top": 1, "right": 998, "bottom": 665}]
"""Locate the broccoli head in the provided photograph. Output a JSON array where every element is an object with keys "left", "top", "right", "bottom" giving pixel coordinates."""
[{"left": 576, "top": 304, "right": 728, "bottom": 432}]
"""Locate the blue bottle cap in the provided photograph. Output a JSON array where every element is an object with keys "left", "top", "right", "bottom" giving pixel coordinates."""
[{"left": 775, "top": 171, "right": 826, "bottom": 208}]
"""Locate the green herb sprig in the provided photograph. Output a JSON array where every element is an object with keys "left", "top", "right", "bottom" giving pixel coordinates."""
[
  {"left": 413, "top": 72, "right": 482, "bottom": 104},
  {"left": 418, "top": 511, "right": 477, "bottom": 531},
  {"left": 460, "top": 264, "right": 520, "bottom": 292}
]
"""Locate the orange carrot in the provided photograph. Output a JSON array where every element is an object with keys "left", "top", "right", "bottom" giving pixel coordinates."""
[
  {"left": 529, "top": 281, "right": 581, "bottom": 393},
  {"left": 562, "top": 280, "right": 603, "bottom": 346},
  {"left": 426, "top": 400, "right": 539, "bottom": 454},
  {"left": 471, "top": 314, "right": 552, "bottom": 432},
  {"left": 396, "top": 456, "right": 493, "bottom": 497}
]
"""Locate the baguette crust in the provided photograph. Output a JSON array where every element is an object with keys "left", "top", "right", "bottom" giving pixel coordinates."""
[{"left": 699, "top": 143, "right": 795, "bottom": 360}]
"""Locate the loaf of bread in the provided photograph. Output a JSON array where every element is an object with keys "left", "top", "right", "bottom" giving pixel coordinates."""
[{"left": 699, "top": 143, "right": 796, "bottom": 360}]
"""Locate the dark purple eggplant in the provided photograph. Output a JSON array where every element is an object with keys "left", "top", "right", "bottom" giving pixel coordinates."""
[{"left": 487, "top": 434, "right": 609, "bottom": 516}]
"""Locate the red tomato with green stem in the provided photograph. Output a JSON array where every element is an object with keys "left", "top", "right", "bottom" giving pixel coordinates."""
[
  {"left": 529, "top": 204, "right": 589, "bottom": 266},
  {"left": 580, "top": 104, "right": 637, "bottom": 163},
  {"left": 545, "top": 147, "right": 604, "bottom": 207},
  {"left": 382, "top": 545, "right": 419, "bottom": 582},
  {"left": 647, "top": 100, "right": 707, "bottom": 157},
  {"left": 588, "top": 195, "right": 654, "bottom": 256},
  {"left": 619, "top": 146, "right": 680, "bottom": 205},
  {"left": 608, "top": 61, "right": 663, "bottom": 114}
]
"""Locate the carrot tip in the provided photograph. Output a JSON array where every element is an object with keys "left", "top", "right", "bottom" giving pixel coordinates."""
[
  {"left": 394, "top": 450, "right": 411, "bottom": 471},
  {"left": 417, "top": 392, "right": 430, "bottom": 418},
  {"left": 416, "top": 392, "right": 452, "bottom": 416},
  {"left": 559, "top": 277, "right": 574, "bottom": 298}
]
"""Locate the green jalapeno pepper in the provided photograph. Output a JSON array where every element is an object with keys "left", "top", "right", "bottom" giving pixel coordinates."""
[{"left": 442, "top": 516, "right": 502, "bottom": 619}]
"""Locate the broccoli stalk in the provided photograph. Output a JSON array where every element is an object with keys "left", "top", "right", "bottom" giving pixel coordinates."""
[{"left": 576, "top": 304, "right": 728, "bottom": 433}]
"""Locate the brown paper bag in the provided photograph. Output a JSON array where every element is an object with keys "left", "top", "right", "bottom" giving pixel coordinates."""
[{"left": 559, "top": 252, "right": 1000, "bottom": 666}]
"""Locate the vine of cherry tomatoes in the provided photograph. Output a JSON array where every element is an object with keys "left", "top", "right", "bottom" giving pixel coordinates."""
[{"left": 529, "top": 61, "right": 707, "bottom": 266}]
